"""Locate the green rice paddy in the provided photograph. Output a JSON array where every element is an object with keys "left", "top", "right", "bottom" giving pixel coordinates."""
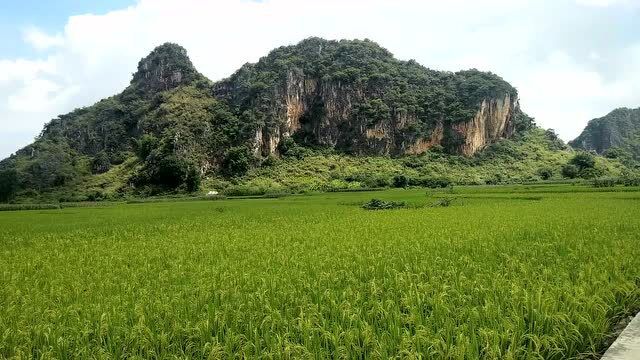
[{"left": 0, "top": 184, "right": 639, "bottom": 359}]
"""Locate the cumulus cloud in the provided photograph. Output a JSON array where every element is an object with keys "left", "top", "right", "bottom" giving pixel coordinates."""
[
  {"left": 23, "top": 27, "right": 65, "bottom": 51},
  {"left": 0, "top": 0, "right": 639, "bottom": 158}
]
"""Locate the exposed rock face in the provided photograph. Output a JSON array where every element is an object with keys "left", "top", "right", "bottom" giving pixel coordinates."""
[
  {"left": 451, "top": 94, "right": 516, "bottom": 156},
  {"left": 570, "top": 107, "right": 640, "bottom": 154},
  {"left": 223, "top": 70, "right": 518, "bottom": 157},
  {"left": 130, "top": 43, "right": 201, "bottom": 94}
]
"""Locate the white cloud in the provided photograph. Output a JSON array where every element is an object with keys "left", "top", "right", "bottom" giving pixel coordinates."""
[
  {"left": 23, "top": 27, "right": 65, "bottom": 51},
  {"left": 0, "top": 0, "right": 639, "bottom": 158}
]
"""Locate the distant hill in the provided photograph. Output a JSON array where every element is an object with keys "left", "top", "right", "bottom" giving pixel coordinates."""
[
  {"left": 0, "top": 38, "right": 631, "bottom": 202},
  {"left": 570, "top": 108, "right": 640, "bottom": 164}
]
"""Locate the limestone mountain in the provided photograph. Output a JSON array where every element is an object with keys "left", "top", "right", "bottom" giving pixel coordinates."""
[
  {"left": 214, "top": 37, "right": 525, "bottom": 157},
  {"left": 0, "top": 38, "right": 539, "bottom": 200},
  {"left": 570, "top": 107, "right": 640, "bottom": 163}
]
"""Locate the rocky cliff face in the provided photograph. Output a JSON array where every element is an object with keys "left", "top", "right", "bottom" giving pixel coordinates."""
[
  {"left": 220, "top": 69, "right": 518, "bottom": 158},
  {"left": 451, "top": 94, "right": 516, "bottom": 155},
  {"left": 130, "top": 43, "right": 203, "bottom": 94}
]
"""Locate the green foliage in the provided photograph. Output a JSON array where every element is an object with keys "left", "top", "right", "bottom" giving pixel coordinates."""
[
  {"left": 537, "top": 167, "right": 554, "bottom": 180},
  {"left": 392, "top": 174, "right": 409, "bottom": 188},
  {"left": 134, "top": 150, "right": 200, "bottom": 193},
  {"left": 0, "top": 169, "right": 19, "bottom": 202},
  {"left": 431, "top": 196, "right": 454, "bottom": 207},
  {"left": 561, "top": 164, "right": 580, "bottom": 179},
  {"left": 222, "top": 147, "right": 252, "bottom": 177},
  {"left": 184, "top": 166, "right": 201, "bottom": 193},
  {"left": 569, "top": 152, "right": 596, "bottom": 171},
  {"left": 135, "top": 134, "right": 159, "bottom": 160},
  {"left": 361, "top": 198, "right": 407, "bottom": 210},
  {"left": 91, "top": 151, "right": 111, "bottom": 174},
  {"left": 543, "top": 129, "right": 566, "bottom": 151},
  {"left": 513, "top": 110, "right": 536, "bottom": 133},
  {"left": 277, "top": 137, "right": 309, "bottom": 160},
  {"left": 592, "top": 178, "right": 617, "bottom": 188}
]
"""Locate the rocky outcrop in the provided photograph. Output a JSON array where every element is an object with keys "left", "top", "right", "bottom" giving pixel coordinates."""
[
  {"left": 570, "top": 107, "right": 640, "bottom": 154},
  {"left": 130, "top": 43, "right": 202, "bottom": 94},
  {"left": 451, "top": 94, "right": 516, "bottom": 156},
  {"left": 237, "top": 71, "right": 518, "bottom": 157}
]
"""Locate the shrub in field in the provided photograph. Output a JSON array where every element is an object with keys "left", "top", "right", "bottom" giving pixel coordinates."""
[
  {"left": 362, "top": 198, "right": 406, "bottom": 210},
  {"left": 561, "top": 164, "right": 579, "bottom": 179},
  {"left": 431, "top": 197, "right": 454, "bottom": 207},
  {"left": 392, "top": 175, "right": 409, "bottom": 188},
  {"left": 592, "top": 178, "right": 618, "bottom": 188},
  {"left": 0, "top": 203, "right": 60, "bottom": 211},
  {"left": 579, "top": 167, "right": 602, "bottom": 179}
]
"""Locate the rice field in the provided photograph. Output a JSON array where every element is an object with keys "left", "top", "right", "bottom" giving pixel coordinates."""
[{"left": 0, "top": 184, "right": 639, "bottom": 359}]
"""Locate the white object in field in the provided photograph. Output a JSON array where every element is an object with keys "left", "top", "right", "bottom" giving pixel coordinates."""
[{"left": 206, "top": 190, "right": 219, "bottom": 196}]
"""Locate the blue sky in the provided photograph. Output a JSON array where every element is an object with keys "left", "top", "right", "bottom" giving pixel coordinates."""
[
  {"left": 0, "top": 0, "right": 639, "bottom": 159},
  {"left": 0, "top": 0, "right": 135, "bottom": 58}
]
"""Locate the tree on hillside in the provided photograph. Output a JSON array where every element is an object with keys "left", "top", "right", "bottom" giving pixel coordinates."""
[
  {"left": 0, "top": 169, "right": 19, "bottom": 202},
  {"left": 569, "top": 152, "right": 596, "bottom": 171},
  {"left": 222, "top": 147, "right": 251, "bottom": 177},
  {"left": 561, "top": 164, "right": 579, "bottom": 179}
]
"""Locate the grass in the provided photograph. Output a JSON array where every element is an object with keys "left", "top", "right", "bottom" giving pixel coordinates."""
[{"left": 0, "top": 184, "right": 639, "bottom": 359}]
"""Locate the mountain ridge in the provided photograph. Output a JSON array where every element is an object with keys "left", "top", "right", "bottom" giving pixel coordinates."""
[{"left": 1, "top": 37, "right": 631, "bottom": 202}]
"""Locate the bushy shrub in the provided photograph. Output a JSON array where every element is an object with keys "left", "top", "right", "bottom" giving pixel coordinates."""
[
  {"left": 579, "top": 167, "right": 602, "bottom": 179},
  {"left": 0, "top": 203, "right": 60, "bottom": 211},
  {"left": 569, "top": 152, "right": 596, "bottom": 171},
  {"left": 362, "top": 198, "right": 406, "bottom": 210},
  {"left": 537, "top": 167, "right": 553, "bottom": 180},
  {"left": 392, "top": 175, "right": 409, "bottom": 188},
  {"left": 0, "top": 169, "right": 19, "bottom": 203},
  {"left": 561, "top": 164, "right": 579, "bottom": 179},
  {"left": 622, "top": 177, "right": 640, "bottom": 187},
  {"left": 135, "top": 135, "right": 159, "bottom": 160},
  {"left": 432, "top": 197, "right": 454, "bottom": 207},
  {"left": 277, "top": 138, "right": 310, "bottom": 160},
  {"left": 343, "top": 173, "right": 390, "bottom": 188},
  {"left": 92, "top": 151, "right": 111, "bottom": 174},
  {"left": 401, "top": 156, "right": 424, "bottom": 169},
  {"left": 592, "top": 178, "right": 617, "bottom": 188},
  {"left": 184, "top": 166, "right": 201, "bottom": 192},
  {"left": 222, "top": 147, "right": 251, "bottom": 177}
]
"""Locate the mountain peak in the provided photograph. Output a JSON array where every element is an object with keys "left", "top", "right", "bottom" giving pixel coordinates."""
[{"left": 130, "top": 43, "right": 199, "bottom": 93}]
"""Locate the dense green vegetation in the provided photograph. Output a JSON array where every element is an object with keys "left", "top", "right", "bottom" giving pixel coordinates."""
[
  {"left": 3, "top": 126, "right": 633, "bottom": 203},
  {"left": 1, "top": 184, "right": 638, "bottom": 358},
  {"left": 570, "top": 107, "right": 640, "bottom": 166},
  {"left": 207, "top": 128, "right": 631, "bottom": 196}
]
